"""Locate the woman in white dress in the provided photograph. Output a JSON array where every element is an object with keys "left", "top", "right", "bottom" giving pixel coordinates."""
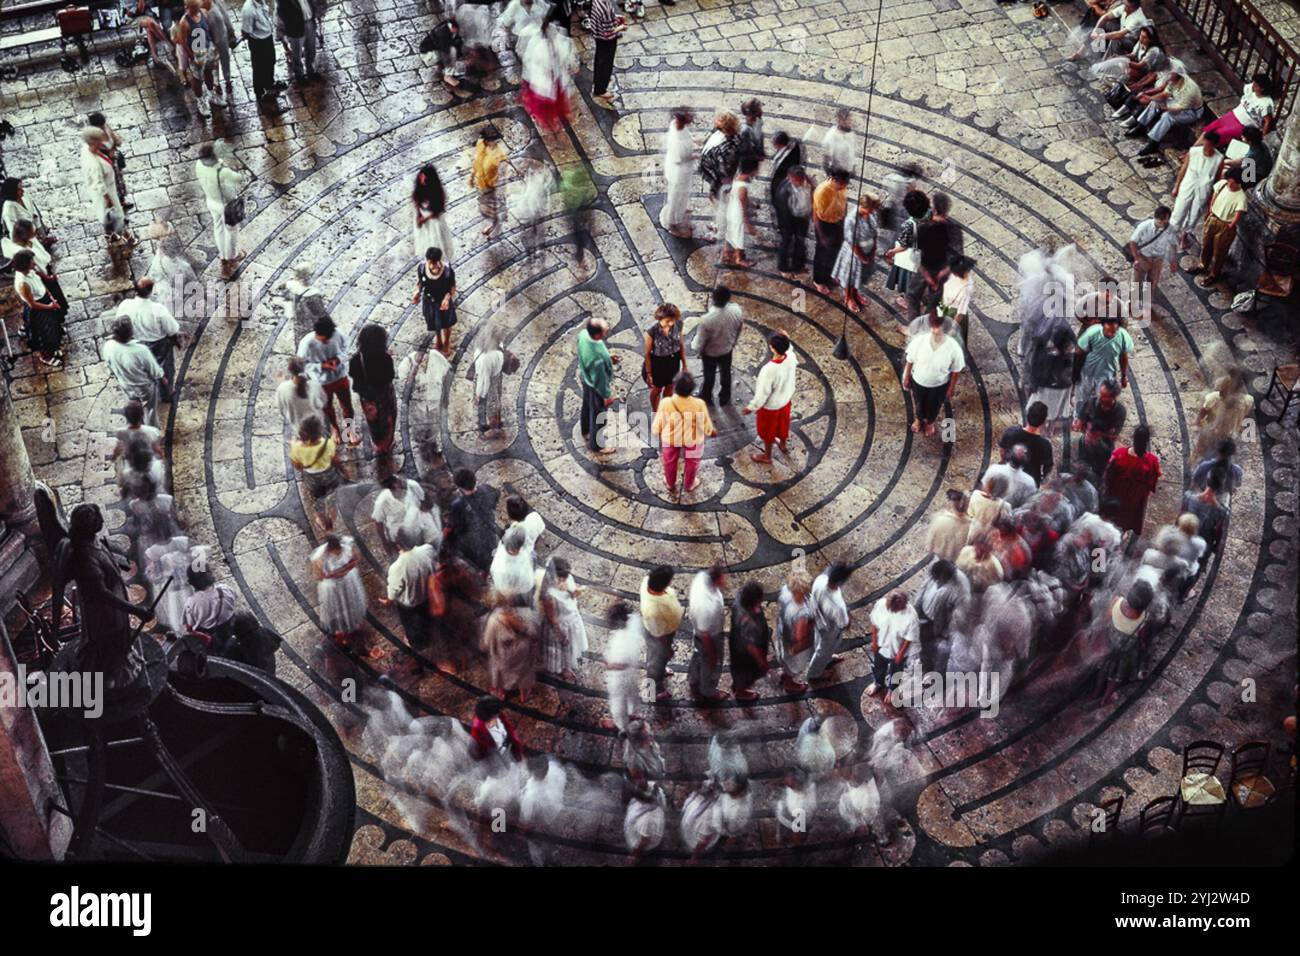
[
  {"left": 624, "top": 777, "right": 668, "bottom": 860},
  {"left": 81, "top": 126, "right": 133, "bottom": 245},
  {"left": 144, "top": 535, "right": 194, "bottom": 634},
  {"left": 519, "top": 754, "right": 567, "bottom": 831},
  {"left": 537, "top": 556, "right": 587, "bottom": 679},
  {"left": 837, "top": 762, "right": 881, "bottom": 836},
  {"left": 275, "top": 357, "right": 327, "bottom": 438},
  {"left": 489, "top": 525, "right": 536, "bottom": 607},
  {"left": 412, "top": 164, "right": 455, "bottom": 263},
  {"left": 311, "top": 533, "right": 368, "bottom": 644},
  {"left": 722, "top": 156, "right": 756, "bottom": 267},
  {"left": 194, "top": 143, "right": 245, "bottom": 278},
  {"left": 661, "top": 108, "right": 695, "bottom": 236},
  {"left": 776, "top": 768, "right": 818, "bottom": 839}
]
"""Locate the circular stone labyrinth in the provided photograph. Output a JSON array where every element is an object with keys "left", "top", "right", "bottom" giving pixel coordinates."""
[{"left": 158, "top": 53, "right": 1289, "bottom": 865}]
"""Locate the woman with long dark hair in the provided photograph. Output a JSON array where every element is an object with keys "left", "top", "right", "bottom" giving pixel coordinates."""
[
  {"left": 412, "top": 164, "right": 455, "bottom": 263},
  {"left": 348, "top": 323, "right": 398, "bottom": 454},
  {"left": 11, "top": 249, "right": 66, "bottom": 368}
]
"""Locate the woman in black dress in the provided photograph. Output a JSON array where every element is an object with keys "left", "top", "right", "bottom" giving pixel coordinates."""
[
  {"left": 642, "top": 302, "right": 686, "bottom": 413},
  {"left": 348, "top": 324, "right": 398, "bottom": 454},
  {"left": 412, "top": 245, "right": 457, "bottom": 357}
]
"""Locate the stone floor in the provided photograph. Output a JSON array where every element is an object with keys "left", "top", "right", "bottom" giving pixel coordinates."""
[{"left": 2, "top": 0, "right": 1297, "bottom": 865}]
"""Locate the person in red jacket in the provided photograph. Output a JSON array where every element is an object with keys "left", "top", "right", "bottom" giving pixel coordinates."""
[{"left": 468, "top": 695, "right": 524, "bottom": 763}]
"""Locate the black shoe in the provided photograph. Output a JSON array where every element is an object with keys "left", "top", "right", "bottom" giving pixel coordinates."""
[
  {"left": 1124, "top": 126, "right": 1147, "bottom": 139},
  {"left": 270, "top": 80, "right": 288, "bottom": 91},
  {"left": 1137, "top": 141, "right": 1159, "bottom": 157}
]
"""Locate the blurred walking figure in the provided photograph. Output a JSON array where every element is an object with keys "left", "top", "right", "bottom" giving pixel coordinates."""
[
  {"left": 662, "top": 108, "right": 696, "bottom": 236},
  {"left": 469, "top": 126, "right": 508, "bottom": 238}
]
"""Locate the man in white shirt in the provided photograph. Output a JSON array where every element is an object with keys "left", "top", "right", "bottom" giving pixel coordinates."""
[
  {"left": 474, "top": 328, "right": 506, "bottom": 435},
  {"left": 242, "top": 0, "right": 284, "bottom": 101},
  {"left": 743, "top": 331, "right": 798, "bottom": 463},
  {"left": 381, "top": 529, "right": 437, "bottom": 665},
  {"left": 807, "top": 564, "right": 852, "bottom": 681},
  {"left": 817, "top": 108, "right": 855, "bottom": 176},
  {"left": 867, "top": 591, "right": 918, "bottom": 702},
  {"left": 116, "top": 278, "right": 182, "bottom": 401},
  {"left": 981, "top": 447, "right": 1037, "bottom": 509},
  {"left": 691, "top": 285, "right": 744, "bottom": 406},
  {"left": 603, "top": 602, "right": 646, "bottom": 732},
  {"left": 686, "top": 564, "right": 729, "bottom": 701},
  {"left": 103, "top": 317, "right": 167, "bottom": 427},
  {"left": 1127, "top": 205, "right": 1177, "bottom": 318},
  {"left": 1093, "top": 0, "right": 1151, "bottom": 58}
]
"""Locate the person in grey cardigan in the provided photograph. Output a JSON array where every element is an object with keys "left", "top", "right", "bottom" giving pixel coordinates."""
[{"left": 691, "top": 285, "right": 744, "bottom": 407}]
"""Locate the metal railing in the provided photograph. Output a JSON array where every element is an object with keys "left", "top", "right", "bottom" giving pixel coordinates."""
[{"left": 1162, "top": 0, "right": 1300, "bottom": 121}]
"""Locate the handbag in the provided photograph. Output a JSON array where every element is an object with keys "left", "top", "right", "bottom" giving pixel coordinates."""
[
  {"left": 218, "top": 163, "right": 246, "bottom": 226},
  {"left": 1123, "top": 221, "right": 1167, "bottom": 262},
  {"left": 503, "top": 350, "right": 520, "bottom": 375}
]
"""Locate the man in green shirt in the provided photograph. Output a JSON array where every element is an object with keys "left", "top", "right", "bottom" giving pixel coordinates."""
[{"left": 578, "top": 317, "right": 618, "bottom": 451}]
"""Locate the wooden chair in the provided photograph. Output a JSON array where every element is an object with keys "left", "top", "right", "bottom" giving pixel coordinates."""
[
  {"left": 1176, "top": 739, "right": 1227, "bottom": 828},
  {"left": 1138, "top": 794, "right": 1178, "bottom": 836},
  {"left": 1228, "top": 741, "right": 1276, "bottom": 809},
  {"left": 1252, "top": 241, "right": 1297, "bottom": 313},
  {"left": 1264, "top": 365, "right": 1300, "bottom": 425}
]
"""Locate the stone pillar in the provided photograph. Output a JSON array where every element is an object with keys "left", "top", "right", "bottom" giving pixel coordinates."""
[
  {"left": 0, "top": 378, "right": 36, "bottom": 527},
  {"left": 0, "top": 624, "right": 72, "bottom": 860},
  {"left": 1238, "top": 112, "right": 1300, "bottom": 283},
  {"left": 1259, "top": 109, "right": 1300, "bottom": 221}
]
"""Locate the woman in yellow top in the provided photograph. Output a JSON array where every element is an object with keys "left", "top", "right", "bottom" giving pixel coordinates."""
[
  {"left": 652, "top": 371, "right": 717, "bottom": 495},
  {"left": 289, "top": 415, "right": 341, "bottom": 497},
  {"left": 469, "top": 125, "right": 508, "bottom": 238}
]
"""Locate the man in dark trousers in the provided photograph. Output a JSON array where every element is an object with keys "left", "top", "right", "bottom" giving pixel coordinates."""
[
  {"left": 691, "top": 285, "right": 744, "bottom": 406},
  {"left": 768, "top": 131, "right": 802, "bottom": 204},
  {"left": 444, "top": 468, "right": 501, "bottom": 573},
  {"left": 774, "top": 164, "right": 813, "bottom": 279},
  {"left": 240, "top": 0, "right": 282, "bottom": 101}
]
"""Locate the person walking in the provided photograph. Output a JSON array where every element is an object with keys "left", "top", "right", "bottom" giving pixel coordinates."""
[
  {"left": 194, "top": 144, "right": 245, "bottom": 279},
  {"left": 82, "top": 126, "right": 133, "bottom": 246},
  {"left": 381, "top": 529, "right": 437, "bottom": 674},
  {"left": 640, "top": 565, "right": 682, "bottom": 702},
  {"left": 811, "top": 168, "right": 849, "bottom": 293},
  {"left": 661, "top": 108, "right": 696, "bottom": 236},
  {"left": 743, "top": 331, "right": 798, "bottom": 463},
  {"left": 411, "top": 165, "right": 455, "bottom": 264},
  {"left": 1102, "top": 424, "right": 1161, "bottom": 540},
  {"left": 691, "top": 285, "right": 743, "bottom": 406},
  {"left": 297, "top": 315, "right": 355, "bottom": 443},
  {"left": 348, "top": 324, "right": 398, "bottom": 454},
  {"left": 643, "top": 303, "right": 686, "bottom": 414},
  {"left": 686, "top": 563, "right": 728, "bottom": 701},
  {"left": 773, "top": 164, "right": 813, "bottom": 279},
  {"left": 241, "top": 0, "right": 282, "bottom": 102},
  {"left": 728, "top": 582, "right": 770, "bottom": 702},
  {"left": 276, "top": 0, "right": 318, "bottom": 84},
  {"left": 652, "top": 371, "right": 716, "bottom": 495},
  {"left": 578, "top": 317, "right": 617, "bottom": 452},
  {"left": 698, "top": 111, "right": 741, "bottom": 244},
  {"left": 468, "top": 126, "right": 508, "bottom": 238},
  {"left": 831, "top": 190, "right": 881, "bottom": 313},
  {"left": 1126, "top": 204, "right": 1176, "bottom": 320},
  {"left": 902, "top": 311, "right": 965, "bottom": 438},
  {"left": 1194, "top": 167, "right": 1247, "bottom": 286},
  {"left": 588, "top": 0, "right": 627, "bottom": 109},
  {"left": 104, "top": 317, "right": 168, "bottom": 425},
  {"left": 807, "top": 563, "right": 851, "bottom": 682},
  {"left": 1168, "top": 131, "right": 1222, "bottom": 253},
  {"left": 11, "top": 250, "right": 67, "bottom": 369},
  {"left": 1074, "top": 316, "right": 1132, "bottom": 424},
  {"left": 412, "top": 245, "right": 457, "bottom": 356},
  {"left": 115, "top": 278, "right": 182, "bottom": 401}
]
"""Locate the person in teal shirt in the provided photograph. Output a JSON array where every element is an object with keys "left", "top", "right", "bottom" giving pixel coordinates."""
[
  {"left": 578, "top": 317, "right": 618, "bottom": 451},
  {"left": 1074, "top": 317, "right": 1133, "bottom": 423}
]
